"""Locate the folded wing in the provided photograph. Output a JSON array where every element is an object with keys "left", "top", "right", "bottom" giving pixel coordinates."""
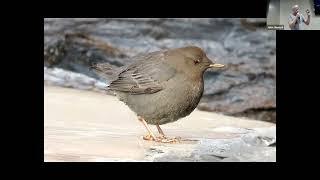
[{"left": 108, "top": 51, "right": 176, "bottom": 94}]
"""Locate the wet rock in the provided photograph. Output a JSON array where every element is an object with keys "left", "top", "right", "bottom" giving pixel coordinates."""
[
  {"left": 44, "top": 67, "right": 107, "bottom": 93},
  {"left": 143, "top": 126, "right": 276, "bottom": 162}
]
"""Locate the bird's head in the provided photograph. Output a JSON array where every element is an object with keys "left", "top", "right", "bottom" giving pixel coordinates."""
[{"left": 166, "top": 46, "right": 225, "bottom": 76}]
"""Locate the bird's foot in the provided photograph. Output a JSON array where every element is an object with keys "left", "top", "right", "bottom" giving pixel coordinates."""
[
  {"left": 142, "top": 134, "right": 180, "bottom": 143},
  {"left": 155, "top": 135, "right": 181, "bottom": 143},
  {"left": 143, "top": 134, "right": 157, "bottom": 141}
]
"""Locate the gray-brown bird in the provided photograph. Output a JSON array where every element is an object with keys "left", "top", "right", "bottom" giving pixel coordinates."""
[{"left": 91, "top": 46, "right": 225, "bottom": 143}]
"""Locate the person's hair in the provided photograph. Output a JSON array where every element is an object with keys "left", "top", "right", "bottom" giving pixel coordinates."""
[{"left": 292, "top": 5, "right": 299, "bottom": 12}]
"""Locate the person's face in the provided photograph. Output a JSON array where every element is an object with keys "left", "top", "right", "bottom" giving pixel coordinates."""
[{"left": 293, "top": 6, "right": 299, "bottom": 15}]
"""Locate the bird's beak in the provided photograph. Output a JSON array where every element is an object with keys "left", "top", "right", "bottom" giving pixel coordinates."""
[{"left": 209, "top": 63, "right": 225, "bottom": 68}]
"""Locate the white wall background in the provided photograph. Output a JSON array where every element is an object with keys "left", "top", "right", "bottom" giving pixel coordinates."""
[{"left": 267, "top": 0, "right": 280, "bottom": 25}]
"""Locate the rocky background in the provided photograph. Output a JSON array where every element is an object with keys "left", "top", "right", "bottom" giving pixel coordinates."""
[{"left": 44, "top": 18, "right": 276, "bottom": 123}]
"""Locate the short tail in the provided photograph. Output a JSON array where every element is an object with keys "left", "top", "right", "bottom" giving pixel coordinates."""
[{"left": 90, "top": 62, "right": 118, "bottom": 79}]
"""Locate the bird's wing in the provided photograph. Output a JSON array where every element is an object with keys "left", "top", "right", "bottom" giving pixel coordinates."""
[{"left": 108, "top": 51, "right": 176, "bottom": 94}]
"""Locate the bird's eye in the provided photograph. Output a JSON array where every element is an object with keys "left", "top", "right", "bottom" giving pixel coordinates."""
[{"left": 194, "top": 59, "right": 200, "bottom": 65}]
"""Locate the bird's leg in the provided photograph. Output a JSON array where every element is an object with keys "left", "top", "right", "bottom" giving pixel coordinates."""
[
  {"left": 156, "top": 124, "right": 180, "bottom": 143},
  {"left": 138, "top": 116, "right": 157, "bottom": 141},
  {"left": 156, "top": 124, "right": 165, "bottom": 137}
]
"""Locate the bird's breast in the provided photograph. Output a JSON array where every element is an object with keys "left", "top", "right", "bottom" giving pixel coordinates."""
[{"left": 164, "top": 74, "right": 204, "bottom": 114}]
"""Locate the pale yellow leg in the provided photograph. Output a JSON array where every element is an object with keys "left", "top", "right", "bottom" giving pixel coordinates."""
[
  {"left": 138, "top": 116, "right": 156, "bottom": 141},
  {"left": 156, "top": 124, "right": 180, "bottom": 143},
  {"left": 156, "top": 124, "right": 165, "bottom": 137}
]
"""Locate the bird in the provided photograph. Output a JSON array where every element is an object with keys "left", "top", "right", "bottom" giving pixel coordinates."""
[{"left": 91, "top": 46, "right": 225, "bottom": 143}]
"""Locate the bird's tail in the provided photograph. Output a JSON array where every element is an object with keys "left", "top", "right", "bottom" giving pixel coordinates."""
[{"left": 90, "top": 62, "right": 119, "bottom": 79}]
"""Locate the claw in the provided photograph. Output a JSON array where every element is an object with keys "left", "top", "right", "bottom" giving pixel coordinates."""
[
  {"left": 143, "top": 134, "right": 156, "bottom": 141},
  {"left": 155, "top": 136, "right": 181, "bottom": 143}
]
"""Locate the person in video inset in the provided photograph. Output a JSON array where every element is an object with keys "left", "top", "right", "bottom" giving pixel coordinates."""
[{"left": 288, "top": 5, "right": 311, "bottom": 30}]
